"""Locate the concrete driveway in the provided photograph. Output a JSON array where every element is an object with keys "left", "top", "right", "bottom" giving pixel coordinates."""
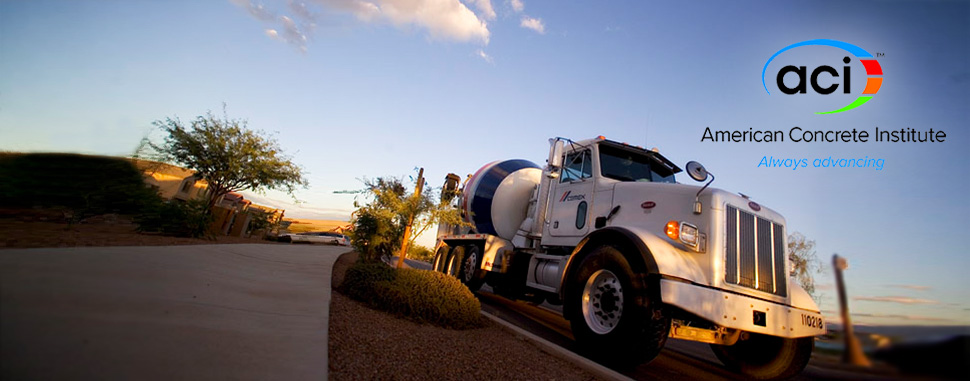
[{"left": 0, "top": 244, "right": 348, "bottom": 380}]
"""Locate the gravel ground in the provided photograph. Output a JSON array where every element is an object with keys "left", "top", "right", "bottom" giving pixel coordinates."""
[{"left": 328, "top": 252, "right": 601, "bottom": 380}]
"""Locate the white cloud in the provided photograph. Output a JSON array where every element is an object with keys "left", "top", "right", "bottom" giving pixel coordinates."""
[
  {"left": 232, "top": 0, "right": 491, "bottom": 50},
  {"left": 233, "top": 1, "right": 310, "bottom": 52},
  {"left": 509, "top": 0, "right": 523, "bottom": 13},
  {"left": 232, "top": 0, "right": 277, "bottom": 21},
  {"left": 288, "top": 0, "right": 315, "bottom": 20},
  {"left": 886, "top": 284, "right": 932, "bottom": 291},
  {"left": 312, "top": 0, "right": 380, "bottom": 21},
  {"left": 278, "top": 15, "right": 309, "bottom": 52},
  {"left": 520, "top": 16, "right": 544, "bottom": 34},
  {"left": 378, "top": 0, "right": 490, "bottom": 44},
  {"left": 853, "top": 296, "right": 941, "bottom": 305},
  {"left": 466, "top": 0, "right": 496, "bottom": 20},
  {"left": 476, "top": 49, "right": 493, "bottom": 63}
]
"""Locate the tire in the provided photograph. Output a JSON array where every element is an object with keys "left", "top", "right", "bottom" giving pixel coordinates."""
[
  {"left": 459, "top": 245, "right": 485, "bottom": 292},
  {"left": 445, "top": 246, "right": 465, "bottom": 278},
  {"left": 432, "top": 246, "right": 449, "bottom": 273},
  {"left": 565, "top": 245, "right": 670, "bottom": 366},
  {"left": 710, "top": 333, "right": 814, "bottom": 380}
]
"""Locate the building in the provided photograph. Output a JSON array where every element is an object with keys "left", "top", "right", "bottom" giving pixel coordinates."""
[
  {"left": 132, "top": 159, "right": 283, "bottom": 237},
  {"left": 134, "top": 159, "right": 209, "bottom": 202}
]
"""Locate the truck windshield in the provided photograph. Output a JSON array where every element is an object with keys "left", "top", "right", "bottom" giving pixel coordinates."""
[{"left": 599, "top": 144, "right": 676, "bottom": 183}]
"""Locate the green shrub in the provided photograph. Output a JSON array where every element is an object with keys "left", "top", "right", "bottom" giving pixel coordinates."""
[
  {"left": 135, "top": 197, "right": 213, "bottom": 238},
  {"left": 340, "top": 263, "right": 483, "bottom": 330},
  {"left": 246, "top": 208, "right": 277, "bottom": 235},
  {"left": 349, "top": 206, "right": 402, "bottom": 263},
  {"left": 407, "top": 244, "right": 435, "bottom": 263},
  {"left": 340, "top": 262, "right": 397, "bottom": 304}
]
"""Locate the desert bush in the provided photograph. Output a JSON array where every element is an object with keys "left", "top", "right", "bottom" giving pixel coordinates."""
[
  {"left": 349, "top": 205, "right": 401, "bottom": 263},
  {"left": 246, "top": 208, "right": 277, "bottom": 236},
  {"left": 340, "top": 262, "right": 397, "bottom": 304},
  {"left": 349, "top": 174, "right": 466, "bottom": 264},
  {"left": 407, "top": 244, "right": 435, "bottom": 263},
  {"left": 135, "top": 197, "right": 213, "bottom": 238},
  {"left": 340, "top": 263, "right": 483, "bottom": 329}
]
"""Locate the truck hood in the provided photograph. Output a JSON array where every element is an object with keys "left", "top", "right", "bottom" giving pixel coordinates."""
[{"left": 611, "top": 181, "right": 786, "bottom": 226}]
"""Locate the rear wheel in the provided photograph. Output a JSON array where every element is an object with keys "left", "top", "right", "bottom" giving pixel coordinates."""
[
  {"left": 566, "top": 245, "right": 670, "bottom": 366},
  {"left": 710, "top": 333, "right": 814, "bottom": 380},
  {"left": 445, "top": 246, "right": 464, "bottom": 278},
  {"left": 459, "top": 245, "right": 485, "bottom": 292},
  {"left": 432, "top": 246, "right": 449, "bottom": 273}
]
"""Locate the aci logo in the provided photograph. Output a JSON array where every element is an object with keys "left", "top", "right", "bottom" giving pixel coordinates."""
[{"left": 762, "top": 39, "right": 883, "bottom": 114}]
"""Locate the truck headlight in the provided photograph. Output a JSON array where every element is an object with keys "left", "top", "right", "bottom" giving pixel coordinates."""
[
  {"left": 679, "top": 222, "right": 698, "bottom": 246},
  {"left": 665, "top": 220, "right": 699, "bottom": 247}
]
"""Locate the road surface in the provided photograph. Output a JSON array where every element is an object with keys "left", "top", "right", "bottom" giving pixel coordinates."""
[
  {"left": 477, "top": 289, "right": 911, "bottom": 380},
  {"left": 405, "top": 258, "right": 908, "bottom": 380},
  {"left": 1, "top": 244, "right": 348, "bottom": 380}
]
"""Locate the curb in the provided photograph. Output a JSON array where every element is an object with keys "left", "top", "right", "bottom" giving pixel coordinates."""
[{"left": 480, "top": 311, "right": 634, "bottom": 381}]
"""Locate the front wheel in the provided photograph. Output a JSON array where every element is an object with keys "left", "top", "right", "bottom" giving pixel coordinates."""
[
  {"left": 710, "top": 333, "right": 814, "bottom": 380},
  {"left": 565, "top": 245, "right": 670, "bottom": 366}
]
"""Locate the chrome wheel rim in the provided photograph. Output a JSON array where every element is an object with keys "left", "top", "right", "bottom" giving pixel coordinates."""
[{"left": 582, "top": 269, "right": 624, "bottom": 334}]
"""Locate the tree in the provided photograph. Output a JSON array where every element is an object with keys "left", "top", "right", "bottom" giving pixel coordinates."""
[
  {"left": 139, "top": 109, "right": 307, "bottom": 211},
  {"left": 788, "top": 232, "right": 823, "bottom": 302},
  {"left": 350, "top": 172, "right": 465, "bottom": 263},
  {"left": 350, "top": 178, "right": 406, "bottom": 262}
]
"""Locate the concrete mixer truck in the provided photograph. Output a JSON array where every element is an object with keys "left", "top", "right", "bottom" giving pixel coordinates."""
[{"left": 431, "top": 136, "right": 824, "bottom": 379}]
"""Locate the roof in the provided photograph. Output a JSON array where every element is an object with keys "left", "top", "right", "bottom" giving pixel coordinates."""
[{"left": 130, "top": 158, "right": 198, "bottom": 179}]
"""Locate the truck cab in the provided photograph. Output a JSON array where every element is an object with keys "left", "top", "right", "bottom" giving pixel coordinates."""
[{"left": 543, "top": 138, "right": 678, "bottom": 245}]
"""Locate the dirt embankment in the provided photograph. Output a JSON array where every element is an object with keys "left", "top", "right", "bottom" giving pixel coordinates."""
[{"left": 0, "top": 209, "right": 276, "bottom": 249}]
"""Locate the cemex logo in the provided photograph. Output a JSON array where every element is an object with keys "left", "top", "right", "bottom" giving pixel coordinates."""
[
  {"left": 762, "top": 39, "right": 883, "bottom": 114},
  {"left": 559, "top": 191, "right": 585, "bottom": 202}
]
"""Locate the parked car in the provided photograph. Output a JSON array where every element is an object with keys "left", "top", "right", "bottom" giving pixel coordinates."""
[{"left": 280, "top": 231, "right": 350, "bottom": 246}]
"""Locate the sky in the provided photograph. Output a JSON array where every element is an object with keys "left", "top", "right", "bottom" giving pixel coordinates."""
[{"left": 1, "top": 0, "right": 968, "bottom": 327}]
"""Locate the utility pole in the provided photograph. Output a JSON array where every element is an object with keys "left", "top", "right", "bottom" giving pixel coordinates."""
[
  {"left": 396, "top": 168, "right": 424, "bottom": 269},
  {"left": 833, "top": 254, "right": 872, "bottom": 367}
]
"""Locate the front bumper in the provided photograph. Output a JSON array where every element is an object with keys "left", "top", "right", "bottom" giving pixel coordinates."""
[{"left": 660, "top": 279, "right": 826, "bottom": 338}]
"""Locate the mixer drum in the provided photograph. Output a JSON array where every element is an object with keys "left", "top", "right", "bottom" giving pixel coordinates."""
[{"left": 462, "top": 159, "right": 541, "bottom": 240}]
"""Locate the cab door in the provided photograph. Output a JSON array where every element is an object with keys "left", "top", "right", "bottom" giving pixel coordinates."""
[{"left": 548, "top": 149, "right": 594, "bottom": 238}]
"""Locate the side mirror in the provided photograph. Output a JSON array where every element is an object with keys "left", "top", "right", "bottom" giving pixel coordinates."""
[
  {"left": 685, "top": 161, "right": 708, "bottom": 182},
  {"left": 548, "top": 139, "right": 564, "bottom": 168}
]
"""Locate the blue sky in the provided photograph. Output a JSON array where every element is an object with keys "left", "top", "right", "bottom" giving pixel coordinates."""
[{"left": 2, "top": 0, "right": 967, "bottom": 327}]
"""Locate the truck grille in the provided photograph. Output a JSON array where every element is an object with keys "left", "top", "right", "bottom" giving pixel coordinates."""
[{"left": 725, "top": 205, "right": 787, "bottom": 297}]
